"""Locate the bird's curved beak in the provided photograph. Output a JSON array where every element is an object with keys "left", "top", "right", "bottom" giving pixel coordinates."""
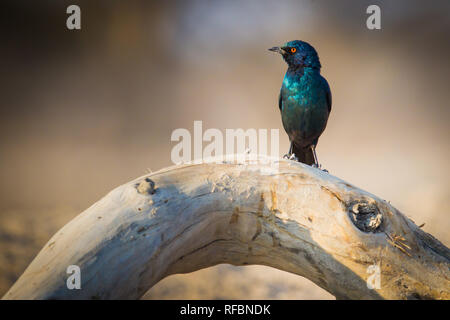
[{"left": 268, "top": 46, "right": 286, "bottom": 54}]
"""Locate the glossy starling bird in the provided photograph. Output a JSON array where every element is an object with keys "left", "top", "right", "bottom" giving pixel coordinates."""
[{"left": 269, "top": 40, "right": 331, "bottom": 167}]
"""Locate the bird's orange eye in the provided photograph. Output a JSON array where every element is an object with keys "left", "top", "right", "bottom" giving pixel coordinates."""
[{"left": 290, "top": 48, "right": 297, "bottom": 53}]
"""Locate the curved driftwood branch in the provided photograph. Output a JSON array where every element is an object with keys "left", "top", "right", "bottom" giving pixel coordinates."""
[{"left": 3, "top": 155, "right": 449, "bottom": 300}]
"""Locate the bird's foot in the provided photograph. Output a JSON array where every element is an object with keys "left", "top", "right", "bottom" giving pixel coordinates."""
[
  {"left": 283, "top": 153, "right": 298, "bottom": 161},
  {"left": 312, "top": 163, "right": 329, "bottom": 173}
]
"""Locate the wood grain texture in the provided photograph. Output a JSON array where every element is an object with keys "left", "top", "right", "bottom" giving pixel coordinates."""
[{"left": 3, "top": 155, "right": 449, "bottom": 299}]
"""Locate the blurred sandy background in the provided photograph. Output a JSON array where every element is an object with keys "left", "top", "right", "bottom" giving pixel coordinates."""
[{"left": 0, "top": 0, "right": 449, "bottom": 299}]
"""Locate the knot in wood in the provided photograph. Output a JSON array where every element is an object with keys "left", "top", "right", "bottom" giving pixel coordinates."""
[
  {"left": 136, "top": 178, "right": 156, "bottom": 195},
  {"left": 348, "top": 200, "right": 383, "bottom": 233}
]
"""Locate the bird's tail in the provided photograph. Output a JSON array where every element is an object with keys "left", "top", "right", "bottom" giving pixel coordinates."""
[{"left": 292, "top": 144, "right": 315, "bottom": 165}]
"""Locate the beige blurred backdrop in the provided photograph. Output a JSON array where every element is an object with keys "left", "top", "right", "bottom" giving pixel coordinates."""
[{"left": 0, "top": 0, "right": 449, "bottom": 299}]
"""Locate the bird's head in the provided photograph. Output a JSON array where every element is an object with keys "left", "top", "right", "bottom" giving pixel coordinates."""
[{"left": 269, "top": 40, "right": 321, "bottom": 69}]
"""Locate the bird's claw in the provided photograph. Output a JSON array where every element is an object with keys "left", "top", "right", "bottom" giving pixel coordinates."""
[
  {"left": 312, "top": 163, "right": 329, "bottom": 173},
  {"left": 283, "top": 153, "right": 298, "bottom": 161}
]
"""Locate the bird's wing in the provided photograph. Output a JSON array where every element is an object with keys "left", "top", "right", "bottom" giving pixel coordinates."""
[
  {"left": 322, "top": 76, "right": 332, "bottom": 114},
  {"left": 326, "top": 87, "right": 332, "bottom": 114},
  {"left": 278, "top": 91, "right": 283, "bottom": 112}
]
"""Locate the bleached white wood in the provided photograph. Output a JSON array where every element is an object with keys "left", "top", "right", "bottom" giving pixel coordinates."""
[{"left": 3, "top": 155, "right": 449, "bottom": 299}]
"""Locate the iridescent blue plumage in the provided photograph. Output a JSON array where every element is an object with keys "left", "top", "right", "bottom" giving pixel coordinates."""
[{"left": 269, "top": 40, "right": 331, "bottom": 166}]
